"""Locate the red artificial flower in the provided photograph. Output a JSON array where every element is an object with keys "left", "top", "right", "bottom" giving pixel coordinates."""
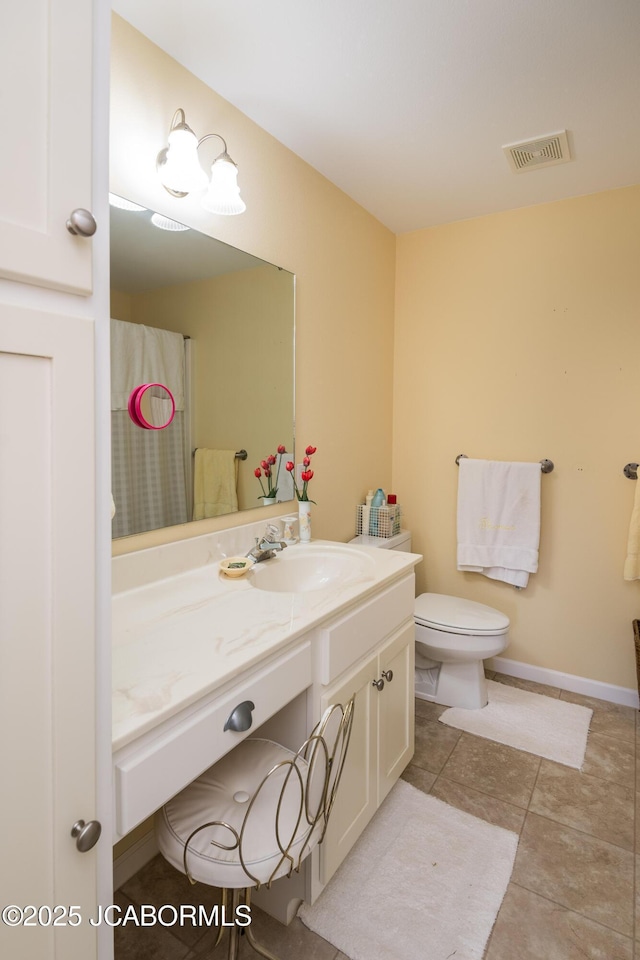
[
  {"left": 283, "top": 447, "right": 318, "bottom": 502},
  {"left": 254, "top": 467, "right": 262, "bottom": 478},
  {"left": 256, "top": 447, "right": 286, "bottom": 499}
]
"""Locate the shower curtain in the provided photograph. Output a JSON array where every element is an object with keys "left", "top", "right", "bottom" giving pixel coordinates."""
[{"left": 111, "top": 318, "right": 190, "bottom": 538}]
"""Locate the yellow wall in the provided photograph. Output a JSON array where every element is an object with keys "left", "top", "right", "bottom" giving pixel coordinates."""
[
  {"left": 110, "top": 14, "right": 396, "bottom": 553},
  {"left": 110, "top": 287, "right": 132, "bottom": 321},
  {"left": 110, "top": 15, "right": 640, "bottom": 692},
  {"left": 393, "top": 185, "right": 640, "bottom": 689}
]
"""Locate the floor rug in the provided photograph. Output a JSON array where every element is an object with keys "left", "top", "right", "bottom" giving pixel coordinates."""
[
  {"left": 439, "top": 679, "right": 592, "bottom": 768},
  {"left": 299, "top": 779, "right": 518, "bottom": 960}
]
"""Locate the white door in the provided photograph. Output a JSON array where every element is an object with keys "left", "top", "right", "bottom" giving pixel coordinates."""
[
  {"left": 319, "top": 654, "right": 378, "bottom": 884},
  {"left": 0, "top": 307, "right": 98, "bottom": 959},
  {"left": 0, "top": 0, "right": 110, "bottom": 957},
  {"left": 378, "top": 622, "right": 415, "bottom": 802},
  {"left": 0, "top": 0, "right": 93, "bottom": 294}
]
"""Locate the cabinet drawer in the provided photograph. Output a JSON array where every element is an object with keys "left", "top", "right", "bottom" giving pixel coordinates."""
[
  {"left": 115, "top": 642, "right": 311, "bottom": 836},
  {"left": 318, "top": 574, "right": 415, "bottom": 684}
]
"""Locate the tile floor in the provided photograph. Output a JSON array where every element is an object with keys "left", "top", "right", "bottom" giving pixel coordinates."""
[{"left": 114, "top": 673, "right": 639, "bottom": 960}]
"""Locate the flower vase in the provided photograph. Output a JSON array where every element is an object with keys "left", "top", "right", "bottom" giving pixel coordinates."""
[
  {"left": 298, "top": 500, "right": 312, "bottom": 542},
  {"left": 263, "top": 497, "right": 276, "bottom": 506}
]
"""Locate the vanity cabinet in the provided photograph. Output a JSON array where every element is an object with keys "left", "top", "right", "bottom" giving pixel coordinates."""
[
  {"left": 112, "top": 545, "right": 420, "bottom": 924},
  {"left": 317, "top": 587, "right": 415, "bottom": 885}
]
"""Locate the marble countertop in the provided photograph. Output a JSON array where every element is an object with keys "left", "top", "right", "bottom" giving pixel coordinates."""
[{"left": 112, "top": 536, "right": 421, "bottom": 753}]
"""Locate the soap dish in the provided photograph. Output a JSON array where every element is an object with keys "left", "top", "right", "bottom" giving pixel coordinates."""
[{"left": 219, "top": 557, "right": 253, "bottom": 578}]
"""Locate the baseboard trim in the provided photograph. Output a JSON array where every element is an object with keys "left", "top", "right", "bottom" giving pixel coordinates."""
[
  {"left": 485, "top": 656, "right": 639, "bottom": 710},
  {"left": 113, "top": 830, "right": 158, "bottom": 891}
]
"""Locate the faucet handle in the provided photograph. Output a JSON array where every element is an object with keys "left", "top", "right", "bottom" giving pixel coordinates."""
[{"left": 264, "top": 523, "right": 280, "bottom": 542}]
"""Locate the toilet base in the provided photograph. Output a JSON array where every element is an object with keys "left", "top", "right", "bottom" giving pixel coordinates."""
[{"left": 414, "top": 659, "right": 489, "bottom": 710}]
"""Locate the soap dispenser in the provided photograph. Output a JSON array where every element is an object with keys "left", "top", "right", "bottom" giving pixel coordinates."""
[
  {"left": 370, "top": 488, "right": 385, "bottom": 535},
  {"left": 371, "top": 488, "right": 385, "bottom": 507}
]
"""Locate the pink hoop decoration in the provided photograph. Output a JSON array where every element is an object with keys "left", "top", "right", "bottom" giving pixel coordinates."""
[
  {"left": 127, "top": 384, "right": 146, "bottom": 428},
  {"left": 127, "top": 383, "right": 176, "bottom": 430}
]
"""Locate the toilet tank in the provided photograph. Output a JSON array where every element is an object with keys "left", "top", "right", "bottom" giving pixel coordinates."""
[{"left": 349, "top": 529, "right": 412, "bottom": 551}]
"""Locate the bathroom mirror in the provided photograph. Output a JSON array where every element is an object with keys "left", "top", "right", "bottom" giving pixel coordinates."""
[{"left": 110, "top": 199, "right": 295, "bottom": 539}]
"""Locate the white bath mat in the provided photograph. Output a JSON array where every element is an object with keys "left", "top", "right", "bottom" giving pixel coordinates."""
[
  {"left": 299, "top": 779, "right": 518, "bottom": 960},
  {"left": 439, "top": 679, "right": 592, "bottom": 768}
]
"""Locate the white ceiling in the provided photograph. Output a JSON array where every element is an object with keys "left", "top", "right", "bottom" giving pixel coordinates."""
[{"left": 112, "top": 0, "right": 640, "bottom": 234}]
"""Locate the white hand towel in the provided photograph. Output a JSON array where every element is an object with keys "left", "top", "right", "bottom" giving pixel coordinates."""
[{"left": 457, "top": 459, "right": 541, "bottom": 588}]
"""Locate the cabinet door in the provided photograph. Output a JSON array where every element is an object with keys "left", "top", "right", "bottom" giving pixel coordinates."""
[
  {"left": 378, "top": 621, "right": 415, "bottom": 803},
  {"left": 0, "top": 306, "right": 98, "bottom": 960},
  {"left": 0, "top": 0, "right": 93, "bottom": 293},
  {"left": 319, "top": 654, "right": 378, "bottom": 884}
]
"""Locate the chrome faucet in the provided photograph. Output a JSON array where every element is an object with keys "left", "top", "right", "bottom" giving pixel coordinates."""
[{"left": 246, "top": 524, "right": 288, "bottom": 563}]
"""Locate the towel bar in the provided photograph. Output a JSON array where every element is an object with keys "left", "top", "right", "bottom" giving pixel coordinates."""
[
  {"left": 192, "top": 448, "right": 247, "bottom": 460},
  {"left": 624, "top": 463, "right": 638, "bottom": 479},
  {"left": 455, "top": 454, "right": 554, "bottom": 473}
]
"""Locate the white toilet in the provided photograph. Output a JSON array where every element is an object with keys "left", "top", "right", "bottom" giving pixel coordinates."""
[
  {"left": 414, "top": 593, "right": 509, "bottom": 708},
  {"left": 350, "top": 529, "right": 510, "bottom": 709}
]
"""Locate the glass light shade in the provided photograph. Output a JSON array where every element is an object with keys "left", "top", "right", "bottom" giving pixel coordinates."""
[
  {"left": 159, "top": 128, "right": 208, "bottom": 194},
  {"left": 150, "top": 213, "right": 190, "bottom": 232},
  {"left": 201, "top": 157, "right": 246, "bottom": 215},
  {"left": 109, "top": 193, "right": 147, "bottom": 212}
]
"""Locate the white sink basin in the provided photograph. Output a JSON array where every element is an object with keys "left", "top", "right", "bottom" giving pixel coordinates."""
[{"left": 249, "top": 544, "right": 376, "bottom": 593}]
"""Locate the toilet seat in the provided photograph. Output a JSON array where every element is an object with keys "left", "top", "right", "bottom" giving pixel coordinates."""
[{"left": 414, "top": 593, "right": 509, "bottom": 636}]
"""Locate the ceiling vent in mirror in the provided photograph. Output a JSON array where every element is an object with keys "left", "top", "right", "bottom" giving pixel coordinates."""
[{"left": 503, "top": 130, "right": 571, "bottom": 173}]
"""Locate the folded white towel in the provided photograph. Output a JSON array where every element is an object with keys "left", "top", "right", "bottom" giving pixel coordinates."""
[{"left": 457, "top": 459, "right": 541, "bottom": 588}]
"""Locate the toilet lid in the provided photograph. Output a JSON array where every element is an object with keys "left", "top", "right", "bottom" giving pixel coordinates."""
[{"left": 414, "top": 593, "right": 510, "bottom": 635}]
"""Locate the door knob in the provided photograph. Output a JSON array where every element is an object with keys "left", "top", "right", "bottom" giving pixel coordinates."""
[
  {"left": 71, "top": 819, "right": 102, "bottom": 852},
  {"left": 372, "top": 678, "right": 385, "bottom": 691},
  {"left": 66, "top": 208, "right": 97, "bottom": 237},
  {"left": 382, "top": 670, "right": 394, "bottom": 682}
]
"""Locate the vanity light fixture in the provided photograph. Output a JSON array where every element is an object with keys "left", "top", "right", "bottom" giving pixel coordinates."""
[
  {"left": 150, "top": 213, "right": 190, "bottom": 232},
  {"left": 156, "top": 108, "right": 246, "bottom": 216}
]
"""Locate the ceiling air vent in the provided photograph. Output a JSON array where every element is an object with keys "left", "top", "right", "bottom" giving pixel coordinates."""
[{"left": 503, "top": 130, "right": 571, "bottom": 174}]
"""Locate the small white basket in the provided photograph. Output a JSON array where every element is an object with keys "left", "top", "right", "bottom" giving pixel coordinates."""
[{"left": 356, "top": 503, "right": 401, "bottom": 538}]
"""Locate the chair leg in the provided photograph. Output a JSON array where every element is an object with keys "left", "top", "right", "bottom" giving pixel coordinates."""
[
  {"left": 240, "top": 888, "right": 280, "bottom": 960},
  {"left": 214, "top": 888, "right": 280, "bottom": 960},
  {"left": 225, "top": 889, "right": 242, "bottom": 960}
]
